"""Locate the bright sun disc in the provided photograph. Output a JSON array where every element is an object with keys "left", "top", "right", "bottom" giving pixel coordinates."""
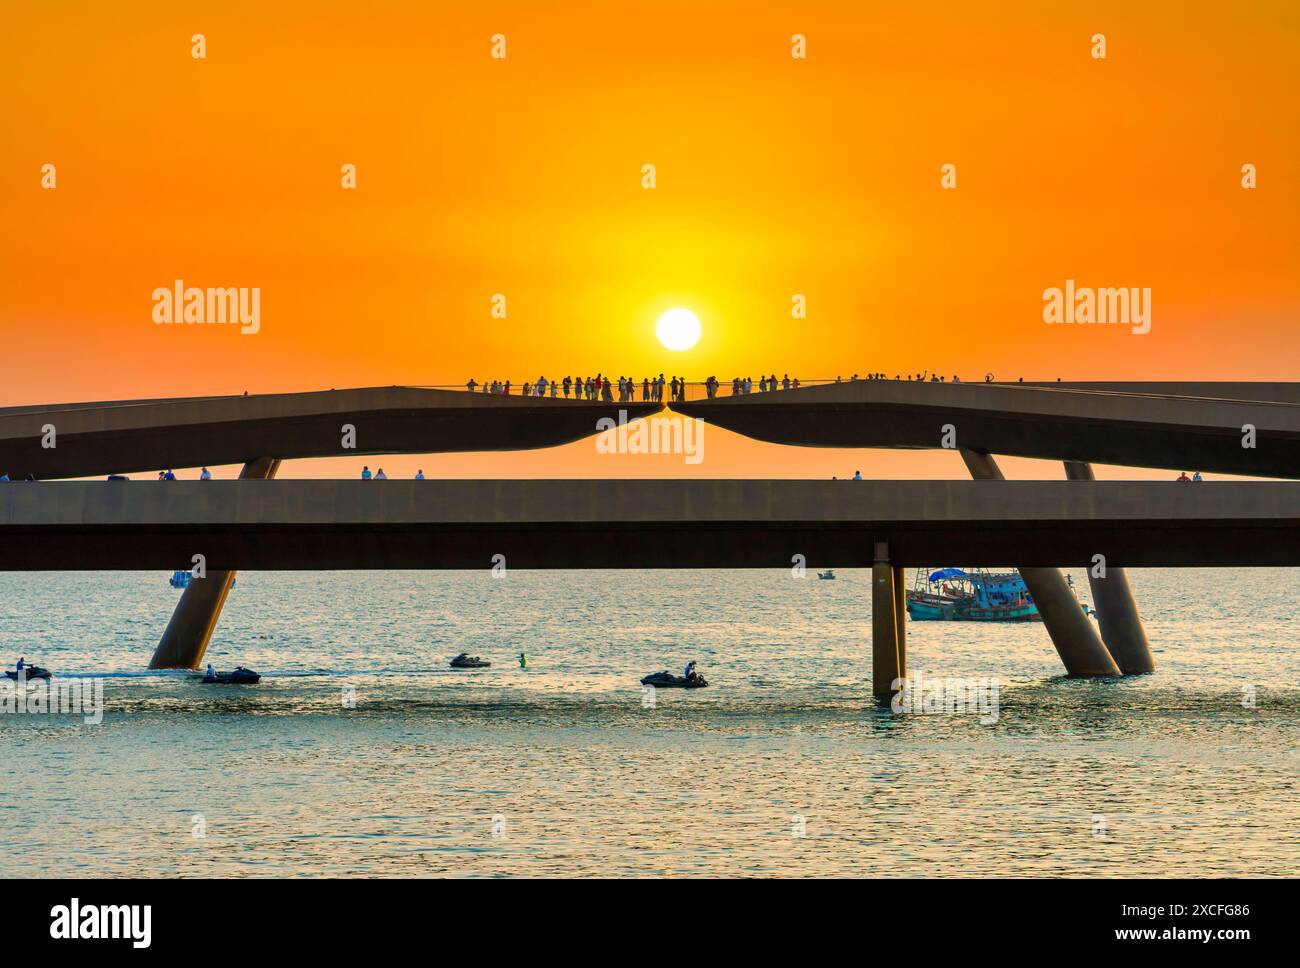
[{"left": 656, "top": 308, "right": 702, "bottom": 351}]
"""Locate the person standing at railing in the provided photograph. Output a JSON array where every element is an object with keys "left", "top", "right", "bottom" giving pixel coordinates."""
[{"left": 466, "top": 378, "right": 477, "bottom": 392}]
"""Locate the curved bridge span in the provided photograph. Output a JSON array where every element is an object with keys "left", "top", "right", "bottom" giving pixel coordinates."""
[
  {"left": 673, "top": 380, "right": 1300, "bottom": 478},
  {"left": 0, "top": 386, "right": 662, "bottom": 480}
]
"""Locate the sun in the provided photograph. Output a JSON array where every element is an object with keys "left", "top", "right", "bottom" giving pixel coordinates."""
[{"left": 656, "top": 308, "right": 702, "bottom": 351}]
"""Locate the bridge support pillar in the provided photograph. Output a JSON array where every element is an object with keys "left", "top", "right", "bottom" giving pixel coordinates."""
[
  {"left": 959, "top": 450, "right": 1120, "bottom": 677},
  {"left": 892, "top": 564, "right": 907, "bottom": 680},
  {"left": 1063, "top": 461, "right": 1156, "bottom": 674},
  {"left": 872, "top": 541, "right": 902, "bottom": 698},
  {"left": 148, "top": 458, "right": 280, "bottom": 669}
]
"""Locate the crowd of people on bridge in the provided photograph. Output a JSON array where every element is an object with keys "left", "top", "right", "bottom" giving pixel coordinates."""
[
  {"left": 466, "top": 375, "right": 702, "bottom": 403},
  {"left": 461, "top": 374, "right": 821, "bottom": 402},
  {"left": 359, "top": 466, "right": 429, "bottom": 479},
  {"left": 458, "top": 371, "right": 1071, "bottom": 399},
  {"left": 834, "top": 372, "right": 965, "bottom": 383},
  {"left": 715, "top": 375, "right": 802, "bottom": 397}
]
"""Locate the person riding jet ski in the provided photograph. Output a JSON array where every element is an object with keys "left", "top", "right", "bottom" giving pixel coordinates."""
[
  {"left": 641, "top": 663, "right": 708, "bottom": 688},
  {"left": 450, "top": 653, "right": 491, "bottom": 668},
  {"left": 201, "top": 666, "right": 261, "bottom": 684},
  {"left": 5, "top": 657, "right": 51, "bottom": 680}
]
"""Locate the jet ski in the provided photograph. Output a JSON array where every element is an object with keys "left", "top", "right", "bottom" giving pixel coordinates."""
[
  {"left": 640, "top": 671, "right": 709, "bottom": 689},
  {"left": 818, "top": 570, "right": 836, "bottom": 580},
  {"left": 201, "top": 666, "right": 261, "bottom": 684},
  {"left": 450, "top": 653, "right": 491, "bottom": 669},
  {"left": 4, "top": 666, "right": 51, "bottom": 680}
]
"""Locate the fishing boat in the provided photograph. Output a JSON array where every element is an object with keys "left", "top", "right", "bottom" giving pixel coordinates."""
[
  {"left": 170, "top": 571, "right": 234, "bottom": 589},
  {"left": 906, "top": 568, "right": 1041, "bottom": 622}
]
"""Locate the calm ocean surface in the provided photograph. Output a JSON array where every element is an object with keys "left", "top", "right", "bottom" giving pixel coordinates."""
[{"left": 1, "top": 568, "right": 1296, "bottom": 877}]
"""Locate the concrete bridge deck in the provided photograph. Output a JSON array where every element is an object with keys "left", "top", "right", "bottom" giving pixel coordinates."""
[
  {"left": 0, "top": 386, "right": 660, "bottom": 480},
  {"left": 2, "top": 480, "right": 1297, "bottom": 570},
  {"left": 673, "top": 380, "right": 1300, "bottom": 478},
  {"left": 3, "top": 381, "right": 1300, "bottom": 481}
]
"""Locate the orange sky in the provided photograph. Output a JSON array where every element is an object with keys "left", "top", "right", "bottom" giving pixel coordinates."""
[{"left": 3, "top": 1, "right": 1298, "bottom": 480}]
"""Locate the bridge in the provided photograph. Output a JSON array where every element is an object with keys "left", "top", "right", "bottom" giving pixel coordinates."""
[
  {"left": 2, "top": 379, "right": 1297, "bottom": 695},
  {"left": 0, "top": 385, "right": 659, "bottom": 480},
  {"left": 673, "top": 379, "right": 1300, "bottom": 478},
  {"left": 5, "top": 480, "right": 1295, "bottom": 569}
]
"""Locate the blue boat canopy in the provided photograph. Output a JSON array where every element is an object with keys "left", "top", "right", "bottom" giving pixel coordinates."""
[{"left": 928, "top": 568, "right": 970, "bottom": 582}]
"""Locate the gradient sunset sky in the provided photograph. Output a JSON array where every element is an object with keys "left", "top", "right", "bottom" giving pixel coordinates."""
[{"left": 3, "top": 2, "right": 1298, "bottom": 479}]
